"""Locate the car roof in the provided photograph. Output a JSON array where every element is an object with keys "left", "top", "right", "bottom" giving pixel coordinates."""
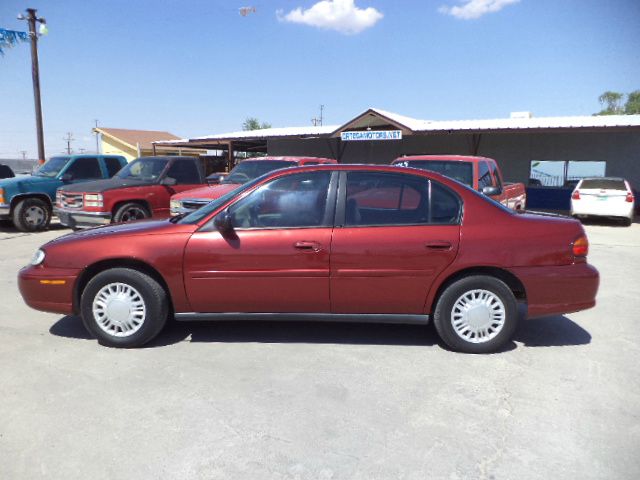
[
  {"left": 394, "top": 155, "right": 494, "bottom": 163},
  {"left": 579, "top": 177, "right": 627, "bottom": 182},
  {"left": 239, "top": 156, "right": 336, "bottom": 163}
]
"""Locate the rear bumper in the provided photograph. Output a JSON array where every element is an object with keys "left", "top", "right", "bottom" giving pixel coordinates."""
[
  {"left": 18, "top": 264, "right": 80, "bottom": 315},
  {"left": 54, "top": 207, "right": 112, "bottom": 228},
  {"left": 512, "top": 262, "right": 599, "bottom": 318},
  {"left": 571, "top": 202, "right": 634, "bottom": 219}
]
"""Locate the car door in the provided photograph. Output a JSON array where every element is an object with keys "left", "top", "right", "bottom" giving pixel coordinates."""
[
  {"left": 330, "top": 171, "right": 461, "bottom": 314},
  {"left": 183, "top": 170, "right": 337, "bottom": 313}
]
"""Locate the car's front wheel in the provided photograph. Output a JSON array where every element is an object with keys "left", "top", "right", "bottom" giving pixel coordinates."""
[
  {"left": 12, "top": 197, "right": 51, "bottom": 232},
  {"left": 80, "top": 268, "right": 168, "bottom": 348},
  {"left": 433, "top": 275, "right": 518, "bottom": 354},
  {"left": 113, "top": 202, "right": 150, "bottom": 223}
]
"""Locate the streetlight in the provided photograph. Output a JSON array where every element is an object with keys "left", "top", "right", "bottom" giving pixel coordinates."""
[{"left": 17, "top": 8, "right": 47, "bottom": 165}]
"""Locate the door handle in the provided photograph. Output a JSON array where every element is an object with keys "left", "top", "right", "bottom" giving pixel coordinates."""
[
  {"left": 425, "top": 241, "right": 452, "bottom": 250},
  {"left": 294, "top": 241, "right": 322, "bottom": 252}
]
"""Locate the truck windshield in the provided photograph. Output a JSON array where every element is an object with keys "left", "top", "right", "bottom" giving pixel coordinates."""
[
  {"left": 396, "top": 160, "right": 473, "bottom": 187},
  {"left": 33, "top": 156, "right": 71, "bottom": 178},
  {"left": 116, "top": 157, "right": 169, "bottom": 181},
  {"left": 223, "top": 160, "right": 295, "bottom": 184}
]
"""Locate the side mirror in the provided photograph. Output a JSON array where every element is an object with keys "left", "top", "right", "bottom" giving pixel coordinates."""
[
  {"left": 161, "top": 176, "right": 177, "bottom": 186},
  {"left": 214, "top": 210, "right": 234, "bottom": 235},
  {"left": 482, "top": 185, "right": 502, "bottom": 196}
]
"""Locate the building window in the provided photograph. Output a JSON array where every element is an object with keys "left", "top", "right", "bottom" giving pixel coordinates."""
[{"left": 529, "top": 160, "right": 606, "bottom": 187}]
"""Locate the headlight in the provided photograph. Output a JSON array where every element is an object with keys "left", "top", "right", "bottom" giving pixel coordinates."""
[
  {"left": 30, "top": 249, "right": 45, "bottom": 266},
  {"left": 84, "top": 193, "right": 103, "bottom": 208},
  {"left": 170, "top": 200, "right": 182, "bottom": 214}
]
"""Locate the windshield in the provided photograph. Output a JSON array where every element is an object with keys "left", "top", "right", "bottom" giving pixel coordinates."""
[
  {"left": 223, "top": 160, "right": 295, "bottom": 184},
  {"left": 33, "top": 156, "right": 71, "bottom": 178},
  {"left": 178, "top": 176, "right": 264, "bottom": 225},
  {"left": 116, "top": 157, "right": 169, "bottom": 181},
  {"left": 396, "top": 160, "right": 474, "bottom": 187}
]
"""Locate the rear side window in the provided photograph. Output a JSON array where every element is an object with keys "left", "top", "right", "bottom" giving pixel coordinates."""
[
  {"left": 490, "top": 162, "right": 502, "bottom": 188},
  {"left": 580, "top": 179, "right": 627, "bottom": 190},
  {"left": 345, "top": 172, "right": 460, "bottom": 226},
  {"left": 66, "top": 158, "right": 102, "bottom": 180},
  {"left": 165, "top": 160, "right": 201, "bottom": 184},
  {"left": 104, "top": 157, "right": 124, "bottom": 177},
  {"left": 478, "top": 161, "right": 492, "bottom": 189}
]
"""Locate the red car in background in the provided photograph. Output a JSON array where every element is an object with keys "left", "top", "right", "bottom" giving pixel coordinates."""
[
  {"left": 19, "top": 165, "right": 598, "bottom": 353},
  {"left": 170, "top": 156, "right": 337, "bottom": 216}
]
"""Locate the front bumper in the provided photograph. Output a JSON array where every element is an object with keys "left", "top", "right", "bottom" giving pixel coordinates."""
[
  {"left": 18, "top": 264, "right": 80, "bottom": 315},
  {"left": 511, "top": 262, "right": 599, "bottom": 318},
  {"left": 54, "top": 207, "right": 112, "bottom": 228},
  {"left": 0, "top": 203, "right": 10, "bottom": 219}
]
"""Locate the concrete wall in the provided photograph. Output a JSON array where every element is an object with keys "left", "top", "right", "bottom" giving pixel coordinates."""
[{"left": 268, "top": 130, "right": 640, "bottom": 187}]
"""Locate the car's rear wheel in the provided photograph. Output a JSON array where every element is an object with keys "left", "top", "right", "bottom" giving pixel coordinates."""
[
  {"left": 12, "top": 197, "right": 51, "bottom": 232},
  {"left": 621, "top": 217, "right": 632, "bottom": 227},
  {"left": 433, "top": 275, "right": 518, "bottom": 354},
  {"left": 113, "top": 202, "right": 150, "bottom": 223},
  {"left": 80, "top": 268, "right": 168, "bottom": 348}
]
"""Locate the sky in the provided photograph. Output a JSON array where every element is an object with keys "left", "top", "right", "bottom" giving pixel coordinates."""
[{"left": 1, "top": 0, "right": 639, "bottom": 158}]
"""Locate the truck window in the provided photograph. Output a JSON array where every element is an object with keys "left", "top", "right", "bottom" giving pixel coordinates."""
[
  {"left": 66, "top": 157, "right": 102, "bottom": 180},
  {"left": 104, "top": 157, "right": 124, "bottom": 177},
  {"left": 478, "top": 161, "right": 492, "bottom": 190},
  {"left": 165, "top": 160, "right": 201, "bottom": 184},
  {"left": 490, "top": 162, "right": 502, "bottom": 188}
]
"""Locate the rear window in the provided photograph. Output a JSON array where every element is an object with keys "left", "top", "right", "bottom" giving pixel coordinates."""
[
  {"left": 395, "top": 160, "right": 473, "bottom": 187},
  {"left": 580, "top": 179, "right": 627, "bottom": 190}
]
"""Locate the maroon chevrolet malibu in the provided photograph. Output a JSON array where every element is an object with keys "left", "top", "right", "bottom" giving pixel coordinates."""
[{"left": 19, "top": 165, "right": 599, "bottom": 353}]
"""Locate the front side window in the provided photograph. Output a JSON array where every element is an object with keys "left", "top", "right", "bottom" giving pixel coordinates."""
[
  {"left": 478, "top": 161, "right": 492, "bottom": 189},
  {"left": 116, "top": 157, "right": 169, "bottom": 181},
  {"left": 34, "top": 156, "right": 70, "bottom": 178},
  {"left": 104, "top": 157, "right": 124, "bottom": 177},
  {"left": 165, "top": 160, "right": 201, "bottom": 184},
  {"left": 490, "top": 163, "right": 503, "bottom": 189},
  {"left": 65, "top": 158, "right": 102, "bottom": 180},
  {"left": 345, "top": 172, "right": 460, "bottom": 226},
  {"left": 228, "top": 171, "right": 331, "bottom": 229}
]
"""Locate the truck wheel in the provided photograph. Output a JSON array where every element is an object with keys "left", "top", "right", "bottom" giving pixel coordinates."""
[
  {"left": 12, "top": 197, "right": 51, "bottom": 232},
  {"left": 113, "top": 202, "right": 150, "bottom": 223},
  {"left": 80, "top": 268, "right": 168, "bottom": 348},
  {"left": 433, "top": 275, "right": 518, "bottom": 354}
]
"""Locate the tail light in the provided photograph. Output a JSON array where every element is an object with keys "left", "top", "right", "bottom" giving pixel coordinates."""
[
  {"left": 572, "top": 235, "right": 589, "bottom": 258},
  {"left": 626, "top": 192, "right": 634, "bottom": 203},
  {"left": 571, "top": 190, "right": 580, "bottom": 200}
]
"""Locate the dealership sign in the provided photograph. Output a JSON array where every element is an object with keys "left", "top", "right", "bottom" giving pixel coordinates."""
[{"left": 341, "top": 130, "right": 403, "bottom": 141}]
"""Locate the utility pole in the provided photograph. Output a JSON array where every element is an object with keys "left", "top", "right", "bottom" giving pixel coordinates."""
[
  {"left": 64, "top": 132, "right": 74, "bottom": 155},
  {"left": 94, "top": 119, "right": 100, "bottom": 154},
  {"left": 20, "top": 150, "right": 27, "bottom": 161},
  {"left": 18, "top": 9, "right": 47, "bottom": 165},
  {"left": 311, "top": 105, "right": 325, "bottom": 126}
]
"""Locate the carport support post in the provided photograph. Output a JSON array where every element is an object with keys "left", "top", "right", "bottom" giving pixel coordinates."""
[
  {"left": 152, "top": 143, "right": 157, "bottom": 155},
  {"left": 227, "top": 141, "right": 234, "bottom": 172}
]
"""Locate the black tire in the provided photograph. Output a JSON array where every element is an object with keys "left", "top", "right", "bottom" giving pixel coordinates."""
[
  {"left": 12, "top": 197, "right": 51, "bottom": 232},
  {"left": 80, "top": 268, "right": 168, "bottom": 348},
  {"left": 433, "top": 275, "right": 518, "bottom": 354},
  {"left": 621, "top": 217, "right": 632, "bottom": 227},
  {"left": 113, "top": 202, "right": 150, "bottom": 223}
]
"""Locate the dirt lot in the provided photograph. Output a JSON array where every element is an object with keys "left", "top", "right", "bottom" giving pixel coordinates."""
[{"left": 1, "top": 219, "right": 639, "bottom": 480}]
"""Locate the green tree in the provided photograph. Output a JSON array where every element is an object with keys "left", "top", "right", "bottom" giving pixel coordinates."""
[
  {"left": 625, "top": 90, "right": 640, "bottom": 114},
  {"left": 595, "top": 91, "right": 624, "bottom": 115},
  {"left": 242, "top": 117, "right": 272, "bottom": 130}
]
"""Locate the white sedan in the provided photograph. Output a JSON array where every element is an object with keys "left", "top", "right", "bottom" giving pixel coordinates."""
[{"left": 571, "top": 177, "right": 635, "bottom": 226}]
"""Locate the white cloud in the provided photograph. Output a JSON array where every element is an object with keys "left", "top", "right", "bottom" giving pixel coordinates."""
[
  {"left": 277, "top": 0, "right": 383, "bottom": 35},
  {"left": 439, "top": 0, "right": 520, "bottom": 20}
]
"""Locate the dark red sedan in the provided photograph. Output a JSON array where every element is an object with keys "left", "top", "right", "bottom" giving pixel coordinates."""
[{"left": 19, "top": 165, "right": 599, "bottom": 353}]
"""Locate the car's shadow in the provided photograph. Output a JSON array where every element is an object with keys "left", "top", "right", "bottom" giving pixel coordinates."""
[
  {"left": 577, "top": 216, "right": 637, "bottom": 227},
  {"left": 0, "top": 221, "right": 69, "bottom": 234},
  {"left": 49, "top": 314, "right": 591, "bottom": 351}
]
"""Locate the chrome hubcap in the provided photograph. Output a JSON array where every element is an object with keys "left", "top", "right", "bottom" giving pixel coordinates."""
[
  {"left": 451, "top": 289, "right": 506, "bottom": 344},
  {"left": 25, "top": 206, "right": 46, "bottom": 226},
  {"left": 92, "top": 283, "right": 146, "bottom": 337}
]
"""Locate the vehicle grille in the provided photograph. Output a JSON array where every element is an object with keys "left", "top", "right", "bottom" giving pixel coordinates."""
[
  {"left": 182, "top": 199, "right": 210, "bottom": 211},
  {"left": 59, "top": 192, "right": 84, "bottom": 209}
]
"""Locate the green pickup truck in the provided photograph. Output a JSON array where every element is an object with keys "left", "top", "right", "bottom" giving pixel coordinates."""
[{"left": 0, "top": 154, "right": 127, "bottom": 232}]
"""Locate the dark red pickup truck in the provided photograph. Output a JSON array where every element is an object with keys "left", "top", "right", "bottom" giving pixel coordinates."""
[
  {"left": 55, "top": 156, "right": 206, "bottom": 228},
  {"left": 393, "top": 155, "right": 526, "bottom": 210}
]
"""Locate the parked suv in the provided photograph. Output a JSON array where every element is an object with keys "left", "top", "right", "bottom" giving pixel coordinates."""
[
  {"left": 170, "top": 156, "right": 337, "bottom": 216},
  {"left": 55, "top": 156, "right": 207, "bottom": 228},
  {"left": 0, "top": 155, "right": 126, "bottom": 232}
]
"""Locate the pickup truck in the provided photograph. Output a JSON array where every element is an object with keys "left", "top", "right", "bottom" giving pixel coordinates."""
[
  {"left": 392, "top": 155, "right": 526, "bottom": 210},
  {"left": 55, "top": 156, "right": 207, "bottom": 228},
  {"left": 0, "top": 154, "right": 127, "bottom": 232},
  {"left": 170, "top": 156, "right": 337, "bottom": 216}
]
